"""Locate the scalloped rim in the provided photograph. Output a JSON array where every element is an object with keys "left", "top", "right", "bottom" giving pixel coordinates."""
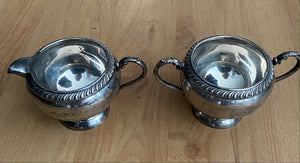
[
  {"left": 184, "top": 35, "right": 274, "bottom": 99},
  {"left": 27, "top": 38, "right": 116, "bottom": 102}
]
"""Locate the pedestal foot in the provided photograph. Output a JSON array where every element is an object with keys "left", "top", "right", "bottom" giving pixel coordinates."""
[
  {"left": 60, "top": 108, "right": 110, "bottom": 131},
  {"left": 192, "top": 107, "right": 241, "bottom": 129}
]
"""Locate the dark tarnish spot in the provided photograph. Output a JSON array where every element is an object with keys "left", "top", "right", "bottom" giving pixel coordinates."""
[
  {"left": 58, "top": 76, "right": 72, "bottom": 88},
  {"left": 137, "top": 96, "right": 141, "bottom": 100}
]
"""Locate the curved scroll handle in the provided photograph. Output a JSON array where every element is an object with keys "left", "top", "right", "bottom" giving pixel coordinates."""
[
  {"left": 272, "top": 51, "right": 300, "bottom": 82},
  {"left": 118, "top": 57, "right": 147, "bottom": 89},
  {"left": 153, "top": 57, "right": 184, "bottom": 92}
]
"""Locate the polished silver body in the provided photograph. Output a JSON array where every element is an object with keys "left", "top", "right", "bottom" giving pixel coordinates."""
[
  {"left": 154, "top": 35, "right": 299, "bottom": 129},
  {"left": 8, "top": 38, "right": 147, "bottom": 130}
]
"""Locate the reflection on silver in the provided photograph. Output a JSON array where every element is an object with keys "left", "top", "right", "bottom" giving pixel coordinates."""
[
  {"left": 198, "top": 62, "right": 248, "bottom": 89},
  {"left": 56, "top": 67, "right": 100, "bottom": 91},
  {"left": 192, "top": 43, "right": 267, "bottom": 89},
  {"left": 31, "top": 44, "right": 107, "bottom": 92},
  {"left": 154, "top": 35, "right": 300, "bottom": 129},
  {"left": 8, "top": 37, "right": 147, "bottom": 131}
]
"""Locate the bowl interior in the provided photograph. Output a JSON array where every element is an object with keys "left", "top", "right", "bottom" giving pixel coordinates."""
[
  {"left": 31, "top": 39, "right": 108, "bottom": 92},
  {"left": 191, "top": 37, "right": 268, "bottom": 89}
]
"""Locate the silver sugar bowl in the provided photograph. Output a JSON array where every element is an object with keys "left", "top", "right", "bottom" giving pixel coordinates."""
[
  {"left": 8, "top": 37, "right": 147, "bottom": 130},
  {"left": 154, "top": 35, "right": 299, "bottom": 129}
]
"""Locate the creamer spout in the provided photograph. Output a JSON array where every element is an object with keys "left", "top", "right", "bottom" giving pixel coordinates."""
[{"left": 7, "top": 57, "right": 31, "bottom": 77}]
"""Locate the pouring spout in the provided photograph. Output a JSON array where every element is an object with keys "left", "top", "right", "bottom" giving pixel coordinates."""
[{"left": 7, "top": 57, "right": 31, "bottom": 77}]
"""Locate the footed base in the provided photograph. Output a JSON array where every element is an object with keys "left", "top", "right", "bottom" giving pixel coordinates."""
[
  {"left": 192, "top": 107, "right": 242, "bottom": 129},
  {"left": 60, "top": 108, "right": 110, "bottom": 131}
]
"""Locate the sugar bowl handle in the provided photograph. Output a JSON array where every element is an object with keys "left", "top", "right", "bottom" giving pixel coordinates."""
[
  {"left": 118, "top": 57, "right": 147, "bottom": 89},
  {"left": 272, "top": 51, "right": 300, "bottom": 82},
  {"left": 154, "top": 57, "right": 184, "bottom": 92}
]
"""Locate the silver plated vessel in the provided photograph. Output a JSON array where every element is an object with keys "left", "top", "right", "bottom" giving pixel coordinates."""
[
  {"left": 8, "top": 37, "right": 147, "bottom": 130},
  {"left": 154, "top": 35, "right": 299, "bottom": 129}
]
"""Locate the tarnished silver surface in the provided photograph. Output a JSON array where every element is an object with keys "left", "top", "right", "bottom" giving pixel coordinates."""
[
  {"left": 192, "top": 107, "right": 242, "bottom": 129},
  {"left": 8, "top": 37, "right": 147, "bottom": 131},
  {"left": 60, "top": 108, "right": 110, "bottom": 131},
  {"left": 154, "top": 35, "right": 299, "bottom": 129}
]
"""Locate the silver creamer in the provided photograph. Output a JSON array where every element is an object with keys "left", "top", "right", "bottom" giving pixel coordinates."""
[{"left": 8, "top": 37, "right": 147, "bottom": 130}]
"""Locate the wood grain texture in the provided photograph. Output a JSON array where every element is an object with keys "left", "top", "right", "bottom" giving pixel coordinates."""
[{"left": 0, "top": 0, "right": 299, "bottom": 162}]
